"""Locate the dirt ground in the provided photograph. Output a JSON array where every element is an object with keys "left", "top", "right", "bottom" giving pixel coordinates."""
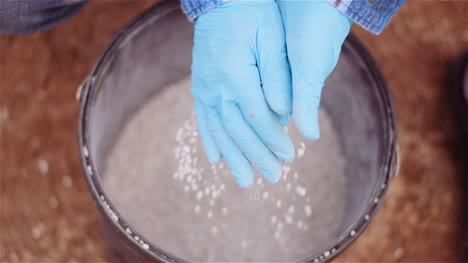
[{"left": 1, "top": 0, "right": 467, "bottom": 262}]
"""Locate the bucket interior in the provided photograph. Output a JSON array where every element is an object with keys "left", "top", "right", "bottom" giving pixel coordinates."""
[{"left": 83, "top": 4, "right": 391, "bottom": 262}]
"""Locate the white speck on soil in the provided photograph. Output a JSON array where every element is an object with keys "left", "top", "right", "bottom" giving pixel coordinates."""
[
  {"left": 62, "top": 176, "right": 72, "bottom": 188},
  {"left": 31, "top": 223, "right": 45, "bottom": 239},
  {"left": 49, "top": 196, "right": 58, "bottom": 209},
  {"left": 0, "top": 106, "right": 9, "bottom": 123},
  {"left": 37, "top": 159, "right": 49, "bottom": 175},
  {"left": 9, "top": 253, "right": 18, "bottom": 262},
  {"left": 393, "top": 247, "right": 404, "bottom": 258}
]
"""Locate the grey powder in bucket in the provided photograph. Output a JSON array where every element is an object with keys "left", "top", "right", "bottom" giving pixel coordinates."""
[{"left": 103, "top": 77, "right": 348, "bottom": 262}]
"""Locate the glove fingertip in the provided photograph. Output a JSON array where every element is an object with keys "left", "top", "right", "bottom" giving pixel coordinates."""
[
  {"left": 264, "top": 166, "right": 282, "bottom": 184},
  {"left": 236, "top": 174, "right": 254, "bottom": 188},
  {"left": 277, "top": 114, "right": 292, "bottom": 127},
  {"left": 207, "top": 151, "right": 222, "bottom": 164},
  {"left": 295, "top": 107, "right": 321, "bottom": 141},
  {"left": 271, "top": 101, "right": 292, "bottom": 117},
  {"left": 255, "top": 158, "right": 282, "bottom": 184},
  {"left": 277, "top": 145, "right": 295, "bottom": 163}
]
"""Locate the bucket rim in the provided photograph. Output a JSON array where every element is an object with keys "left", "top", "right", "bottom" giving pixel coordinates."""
[{"left": 77, "top": 1, "right": 398, "bottom": 262}]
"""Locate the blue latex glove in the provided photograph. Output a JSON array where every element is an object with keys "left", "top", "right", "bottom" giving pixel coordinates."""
[
  {"left": 278, "top": 0, "right": 353, "bottom": 140},
  {"left": 191, "top": 0, "right": 295, "bottom": 187}
]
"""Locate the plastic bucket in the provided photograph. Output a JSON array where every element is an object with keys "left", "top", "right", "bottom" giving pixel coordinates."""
[{"left": 77, "top": 1, "right": 398, "bottom": 262}]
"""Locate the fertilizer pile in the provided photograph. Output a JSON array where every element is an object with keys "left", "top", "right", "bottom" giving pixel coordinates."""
[{"left": 103, "top": 78, "right": 348, "bottom": 262}]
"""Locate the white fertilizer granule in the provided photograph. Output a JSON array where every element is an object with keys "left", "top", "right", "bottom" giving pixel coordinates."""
[{"left": 103, "top": 77, "right": 348, "bottom": 262}]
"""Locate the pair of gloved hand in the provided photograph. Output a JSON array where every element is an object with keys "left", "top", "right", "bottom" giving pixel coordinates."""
[{"left": 191, "top": 0, "right": 353, "bottom": 187}]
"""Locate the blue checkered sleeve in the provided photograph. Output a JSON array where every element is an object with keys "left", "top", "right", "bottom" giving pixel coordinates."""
[
  {"left": 180, "top": 0, "right": 406, "bottom": 34},
  {"left": 325, "top": 0, "right": 406, "bottom": 34},
  {"left": 180, "top": 0, "right": 231, "bottom": 21}
]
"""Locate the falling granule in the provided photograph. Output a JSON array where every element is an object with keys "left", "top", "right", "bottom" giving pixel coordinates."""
[
  {"left": 196, "top": 191, "right": 203, "bottom": 200},
  {"left": 296, "top": 220, "right": 304, "bottom": 229},
  {"left": 276, "top": 200, "right": 282, "bottom": 208},
  {"left": 210, "top": 225, "right": 218, "bottom": 235},
  {"left": 282, "top": 165, "right": 291, "bottom": 181},
  {"left": 207, "top": 210, "right": 213, "bottom": 219},
  {"left": 305, "top": 205, "right": 312, "bottom": 217},
  {"left": 285, "top": 215, "right": 293, "bottom": 224},
  {"left": 297, "top": 148, "right": 305, "bottom": 159},
  {"left": 209, "top": 199, "right": 215, "bottom": 206},
  {"left": 184, "top": 185, "right": 190, "bottom": 192},
  {"left": 257, "top": 178, "right": 263, "bottom": 185},
  {"left": 62, "top": 176, "right": 72, "bottom": 188},
  {"left": 277, "top": 222, "right": 284, "bottom": 231},
  {"left": 194, "top": 205, "right": 200, "bottom": 213},
  {"left": 295, "top": 186, "right": 307, "bottom": 197},
  {"left": 262, "top": 192, "right": 269, "bottom": 200},
  {"left": 286, "top": 183, "right": 291, "bottom": 191},
  {"left": 222, "top": 207, "right": 228, "bottom": 215},
  {"left": 294, "top": 172, "right": 298, "bottom": 179},
  {"left": 37, "top": 159, "right": 49, "bottom": 175},
  {"left": 288, "top": 206, "right": 295, "bottom": 214},
  {"left": 241, "top": 240, "right": 248, "bottom": 248},
  {"left": 220, "top": 184, "right": 225, "bottom": 190},
  {"left": 271, "top": 215, "right": 277, "bottom": 223},
  {"left": 274, "top": 231, "right": 281, "bottom": 239}
]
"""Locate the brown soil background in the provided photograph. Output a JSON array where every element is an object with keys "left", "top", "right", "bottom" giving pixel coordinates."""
[{"left": 1, "top": 0, "right": 467, "bottom": 262}]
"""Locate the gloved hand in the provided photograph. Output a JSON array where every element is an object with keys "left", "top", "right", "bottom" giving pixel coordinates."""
[
  {"left": 191, "top": 0, "right": 295, "bottom": 187},
  {"left": 278, "top": 0, "right": 353, "bottom": 140}
]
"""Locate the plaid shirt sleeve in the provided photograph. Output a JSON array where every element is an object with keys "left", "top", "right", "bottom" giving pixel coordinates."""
[
  {"left": 180, "top": 0, "right": 406, "bottom": 34},
  {"left": 181, "top": 0, "right": 231, "bottom": 21},
  {"left": 325, "top": 0, "right": 406, "bottom": 34}
]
